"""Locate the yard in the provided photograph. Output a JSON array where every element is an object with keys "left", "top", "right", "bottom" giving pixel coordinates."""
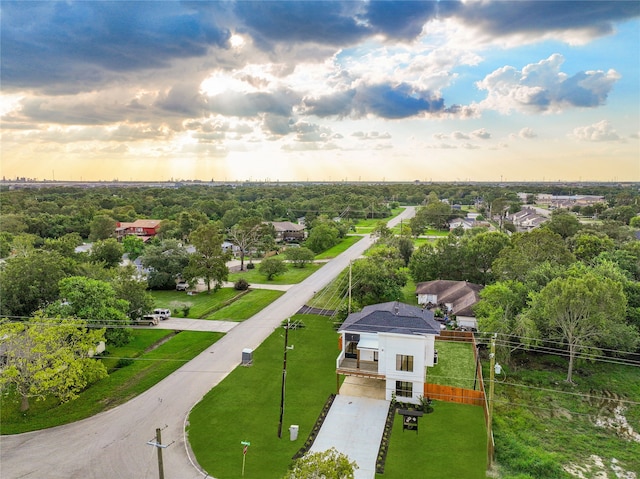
[
  {"left": 228, "top": 262, "right": 323, "bottom": 285},
  {"left": 187, "top": 314, "right": 488, "bottom": 479},
  {"left": 0, "top": 329, "right": 221, "bottom": 434}
]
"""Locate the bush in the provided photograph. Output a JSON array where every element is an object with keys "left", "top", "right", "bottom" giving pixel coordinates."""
[
  {"left": 246, "top": 262, "right": 255, "bottom": 270},
  {"left": 116, "top": 358, "right": 134, "bottom": 368},
  {"left": 234, "top": 279, "right": 250, "bottom": 291}
]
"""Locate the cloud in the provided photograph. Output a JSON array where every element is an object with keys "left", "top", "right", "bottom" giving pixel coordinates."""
[
  {"left": 518, "top": 127, "right": 537, "bottom": 139},
  {"left": 450, "top": 1, "right": 640, "bottom": 42},
  {"left": 570, "top": 120, "right": 622, "bottom": 142},
  {"left": 471, "top": 128, "right": 491, "bottom": 140},
  {"left": 476, "top": 54, "right": 620, "bottom": 113},
  {"left": 304, "top": 82, "right": 446, "bottom": 119},
  {"left": 0, "top": 2, "right": 231, "bottom": 92},
  {"left": 292, "top": 121, "right": 334, "bottom": 142},
  {"left": 207, "top": 88, "right": 301, "bottom": 118},
  {"left": 352, "top": 131, "right": 392, "bottom": 140}
]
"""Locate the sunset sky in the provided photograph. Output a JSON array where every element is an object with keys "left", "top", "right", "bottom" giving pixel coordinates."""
[{"left": 1, "top": 1, "right": 639, "bottom": 182}]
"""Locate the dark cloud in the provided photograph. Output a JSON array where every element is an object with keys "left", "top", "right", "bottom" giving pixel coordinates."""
[
  {"left": 1, "top": 1, "right": 230, "bottom": 91},
  {"left": 363, "top": 1, "right": 438, "bottom": 39},
  {"left": 304, "top": 83, "right": 445, "bottom": 119},
  {"left": 452, "top": 1, "right": 640, "bottom": 37}
]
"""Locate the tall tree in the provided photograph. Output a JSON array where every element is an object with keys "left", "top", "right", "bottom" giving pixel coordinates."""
[
  {"left": 183, "top": 223, "right": 230, "bottom": 293},
  {"left": 110, "top": 265, "right": 154, "bottom": 322},
  {"left": 545, "top": 209, "right": 581, "bottom": 238},
  {"left": 0, "top": 315, "right": 107, "bottom": 412},
  {"left": 0, "top": 250, "right": 75, "bottom": 317},
  {"left": 122, "top": 235, "right": 145, "bottom": 260},
  {"left": 526, "top": 271, "right": 638, "bottom": 382},
  {"left": 89, "top": 214, "right": 116, "bottom": 242},
  {"left": 46, "top": 276, "right": 132, "bottom": 346},
  {"left": 463, "top": 231, "right": 509, "bottom": 284},
  {"left": 284, "top": 246, "right": 315, "bottom": 268},
  {"left": 259, "top": 256, "right": 288, "bottom": 280},
  {"left": 90, "top": 238, "right": 124, "bottom": 268},
  {"left": 492, "top": 229, "right": 575, "bottom": 282},
  {"left": 141, "top": 239, "right": 191, "bottom": 289},
  {"left": 227, "top": 218, "right": 265, "bottom": 270},
  {"left": 305, "top": 223, "right": 339, "bottom": 253}
]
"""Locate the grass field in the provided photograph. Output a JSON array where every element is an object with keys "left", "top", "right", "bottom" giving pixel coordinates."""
[
  {"left": 228, "top": 262, "right": 322, "bottom": 285},
  {"left": 379, "top": 401, "right": 486, "bottom": 479},
  {"left": 314, "top": 235, "right": 363, "bottom": 259},
  {"left": 0, "top": 330, "right": 221, "bottom": 434},
  {"left": 188, "top": 314, "right": 338, "bottom": 479},
  {"left": 489, "top": 352, "right": 640, "bottom": 478},
  {"left": 428, "top": 341, "right": 478, "bottom": 389},
  {"left": 151, "top": 288, "right": 244, "bottom": 318},
  {"left": 206, "top": 289, "right": 285, "bottom": 320}
]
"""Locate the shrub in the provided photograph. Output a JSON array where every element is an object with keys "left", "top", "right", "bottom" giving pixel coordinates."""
[
  {"left": 246, "top": 262, "right": 255, "bottom": 270},
  {"left": 116, "top": 358, "right": 134, "bottom": 368},
  {"left": 234, "top": 279, "right": 250, "bottom": 291}
]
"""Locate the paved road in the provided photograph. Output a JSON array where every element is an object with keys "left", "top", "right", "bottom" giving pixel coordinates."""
[{"left": 0, "top": 207, "right": 415, "bottom": 479}]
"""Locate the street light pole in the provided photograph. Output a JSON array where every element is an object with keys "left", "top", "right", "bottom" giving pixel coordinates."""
[
  {"left": 277, "top": 318, "right": 290, "bottom": 438},
  {"left": 487, "top": 334, "right": 497, "bottom": 468}
]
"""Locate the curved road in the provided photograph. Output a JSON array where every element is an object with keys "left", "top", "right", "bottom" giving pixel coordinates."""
[{"left": 0, "top": 207, "right": 415, "bottom": 479}]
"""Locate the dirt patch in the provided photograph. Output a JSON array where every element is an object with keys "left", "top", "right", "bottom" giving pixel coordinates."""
[
  {"left": 144, "top": 331, "right": 178, "bottom": 353},
  {"left": 587, "top": 390, "right": 640, "bottom": 443},
  {"left": 564, "top": 455, "right": 637, "bottom": 479}
]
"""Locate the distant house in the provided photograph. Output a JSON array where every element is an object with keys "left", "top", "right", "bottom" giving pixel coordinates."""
[
  {"left": 116, "top": 219, "right": 161, "bottom": 241},
  {"left": 415, "top": 280, "right": 483, "bottom": 330},
  {"left": 336, "top": 301, "right": 441, "bottom": 405},
  {"left": 508, "top": 207, "right": 547, "bottom": 232},
  {"left": 268, "top": 221, "right": 306, "bottom": 242}
]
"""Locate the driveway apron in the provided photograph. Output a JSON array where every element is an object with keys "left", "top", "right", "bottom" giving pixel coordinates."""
[{"left": 309, "top": 395, "right": 389, "bottom": 479}]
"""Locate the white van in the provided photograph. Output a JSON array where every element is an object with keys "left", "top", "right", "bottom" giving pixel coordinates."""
[{"left": 153, "top": 308, "right": 171, "bottom": 320}]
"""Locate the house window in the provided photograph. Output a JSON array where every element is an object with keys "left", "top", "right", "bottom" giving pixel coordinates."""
[
  {"left": 396, "top": 381, "right": 413, "bottom": 398},
  {"left": 396, "top": 354, "right": 414, "bottom": 372}
]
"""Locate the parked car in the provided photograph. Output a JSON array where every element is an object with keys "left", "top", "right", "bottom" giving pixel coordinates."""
[
  {"left": 134, "top": 315, "right": 160, "bottom": 326},
  {"left": 176, "top": 281, "right": 189, "bottom": 291},
  {"left": 153, "top": 308, "right": 171, "bottom": 320}
]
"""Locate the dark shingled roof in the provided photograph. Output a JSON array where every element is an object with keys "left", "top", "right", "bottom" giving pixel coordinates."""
[{"left": 339, "top": 301, "right": 440, "bottom": 336}]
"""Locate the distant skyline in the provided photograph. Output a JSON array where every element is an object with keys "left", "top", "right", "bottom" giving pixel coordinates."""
[{"left": 1, "top": 1, "right": 639, "bottom": 182}]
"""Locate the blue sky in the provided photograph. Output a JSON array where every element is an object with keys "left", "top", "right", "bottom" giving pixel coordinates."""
[{"left": 1, "top": 1, "right": 638, "bottom": 182}]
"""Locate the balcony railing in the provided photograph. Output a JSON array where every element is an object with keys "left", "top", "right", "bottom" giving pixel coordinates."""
[{"left": 336, "top": 357, "right": 385, "bottom": 379}]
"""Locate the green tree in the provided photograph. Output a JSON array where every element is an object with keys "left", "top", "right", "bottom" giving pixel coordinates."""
[
  {"left": 351, "top": 254, "right": 407, "bottom": 307},
  {"left": 46, "top": 276, "right": 132, "bottom": 346},
  {"left": 389, "top": 236, "right": 414, "bottom": 267},
  {"left": 183, "top": 223, "right": 230, "bottom": 293},
  {"left": 545, "top": 209, "right": 581, "bottom": 238},
  {"left": 111, "top": 265, "right": 154, "bottom": 322},
  {"left": 284, "top": 246, "right": 316, "bottom": 268},
  {"left": 474, "top": 281, "right": 534, "bottom": 364},
  {"left": 89, "top": 214, "right": 116, "bottom": 242},
  {"left": 463, "top": 231, "right": 509, "bottom": 284},
  {"left": 0, "top": 315, "right": 107, "bottom": 412},
  {"left": 569, "top": 233, "right": 615, "bottom": 263},
  {"left": 141, "top": 239, "right": 191, "bottom": 289},
  {"left": 305, "top": 223, "right": 339, "bottom": 254},
  {"left": 284, "top": 447, "right": 358, "bottom": 479},
  {"left": 526, "top": 271, "right": 638, "bottom": 383},
  {"left": 259, "top": 256, "right": 288, "bottom": 280},
  {"left": 371, "top": 221, "right": 393, "bottom": 239},
  {"left": 493, "top": 229, "right": 575, "bottom": 282},
  {"left": 43, "top": 232, "right": 83, "bottom": 258},
  {"left": 0, "top": 250, "right": 75, "bottom": 317},
  {"left": 227, "top": 218, "right": 265, "bottom": 270},
  {"left": 90, "top": 238, "right": 124, "bottom": 268},
  {"left": 122, "top": 235, "right": 145, "bottom": 259}
]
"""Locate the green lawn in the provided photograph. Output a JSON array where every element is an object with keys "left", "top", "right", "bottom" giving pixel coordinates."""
[
  {"left": 206, "top": 289, "right": 285, "bottom": 321},
  {"left": 188, "top": 314, "right": 338, "bottom": 479},
  {"left": 379, "top": 401, "right": 486, "bottom": 479},
  {"left": 428, "top": 341, "right": 478, "bottom": 390},
  {"left": 0, "top": 330, "right": 221, "bottom": 434},
  {"left": 228, "top": 262, "right": 322, "bottom": 285},
  {"left": 151, "top": 288, "right": 244, "bottom": 318},
  {"left": 314, "top": 235, "right": 363, "bottom": 259}
]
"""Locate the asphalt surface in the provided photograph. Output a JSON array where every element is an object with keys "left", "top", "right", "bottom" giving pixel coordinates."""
[{"left": 0, "top": 207, "right": 415, "bottom": 479}]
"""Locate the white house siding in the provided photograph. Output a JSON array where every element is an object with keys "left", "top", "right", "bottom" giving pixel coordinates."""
[{"left": 378, "top": 333, "right": 434, "bottom": 404}]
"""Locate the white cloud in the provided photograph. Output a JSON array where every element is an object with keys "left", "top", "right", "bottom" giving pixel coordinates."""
[
  {"left": 570, "top": 120, "right": 622, "bottom": 142},
  {"left": 518, "top": 127, "right": 537, "bottom": 139},
  {"left": 475, "top": 54, "right": 620, "bottom": 114}
]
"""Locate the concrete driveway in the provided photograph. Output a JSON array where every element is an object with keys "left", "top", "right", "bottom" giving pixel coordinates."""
[{"left": 310, "top": 395, "right": 390, "bottom": 479}]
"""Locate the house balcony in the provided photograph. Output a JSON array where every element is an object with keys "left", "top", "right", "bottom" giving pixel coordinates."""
[{"left": 336, "top": 355, "right": 385, "bottom": 380}]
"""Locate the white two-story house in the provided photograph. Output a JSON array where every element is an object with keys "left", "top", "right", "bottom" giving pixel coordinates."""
[{"left": 336, "top": 301, "right": 441, "bottom": 405}]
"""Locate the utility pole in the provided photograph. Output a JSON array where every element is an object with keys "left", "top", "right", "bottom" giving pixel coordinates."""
[
  {"left": 487, "top": 334, "right": 497, "bottom": 468},
  {"left": 348, "top": 261, "right": 352, "bottom": 315},
  {"left": 146, "top": 427, "right": 172, "bottom": 479},
  {"left": 277, "top": 318, "right": 290, "bottom": 438}
]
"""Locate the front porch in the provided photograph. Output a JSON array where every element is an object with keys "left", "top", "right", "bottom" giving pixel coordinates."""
[{"left": 336, "top": 357, "right": 385, "bottom": 380}]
